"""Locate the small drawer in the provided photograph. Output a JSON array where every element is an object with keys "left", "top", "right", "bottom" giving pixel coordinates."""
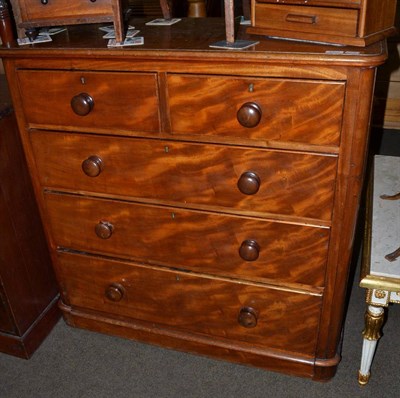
[
  {"left": 18, "top": 0, "right": 112, "bottom": 22},
  {"left": 56, "top": 251, "right": 322, "bottom": 355},
  {"left": 45, "top": 193, "right": 330, "bottom": 287},
  {"left": 31, "top": 131, "right": 337, "bottom": 221},
  {"left": 17, "top": 70, "right": 159, "bottom": 133},
  {"left": 167, "top": 74, "right": 345, "bottom": 147},
  {"left": 252, "top": 3, "right": 358, "bottom": 38}
]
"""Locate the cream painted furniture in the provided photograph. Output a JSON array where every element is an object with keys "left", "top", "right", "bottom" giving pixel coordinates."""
[{"left": 359, "top": 155, "right": 400, "bottom": 385}]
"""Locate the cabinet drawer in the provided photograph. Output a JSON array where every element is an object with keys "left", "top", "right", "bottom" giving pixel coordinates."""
[
  {"left": 167, "top": 75, "right": 345, "bottom": 147},
  {"left": 252, "top": 3, "right": 358, "bottom": 38},
  {"left": 17, "top": 70, "right": 159, "bottom": 133},
  {"left": 32, "top": 131, "right": 337, "bottom": 220},
  {"left": 45, "top": 193, "right": 330, "bottom": 287},
  {"left": 18, "top": 0, "right": 112, "bottom": 22},
  {"left": 56, "top": 251, "right": 322, "bottom": 355}
]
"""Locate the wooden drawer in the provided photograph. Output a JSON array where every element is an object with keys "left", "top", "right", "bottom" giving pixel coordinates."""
[
  {"left": 17, "top": 70, "right": 160, "bottom": 133},
  {"left": 45, "top": 193, "right": 330, "bottom": 287},
  {"left": 31, "top": 131, "right": 337, "bottom": 220},
  {"left": 252, "top": 3, "right": 358, "bottom": 38},
  {"left": 16, "top": 0, "right": 112, "bottom": 22},
  {"left": 167, "top": 75, "right": 345, "bottom": 147},
  {"left": 56, "top": 251, "right": 322, "bottom": 355}
]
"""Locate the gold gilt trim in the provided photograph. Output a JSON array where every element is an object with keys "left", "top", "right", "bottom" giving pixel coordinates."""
[
  {"left": 358, "top": 371, "right": 370, "bottom": 385},
  {"left": 360, "top": 167, "right": 400, "bottom": 292},
  {"left": 362, "top": 308, "right": 384, "bottom": 341},
  {"left": 365, "top": 289, "right": 387, "bottom": 307},
  {"left": 374, "top": 290, "right": 386, "bottom": 299},
  {"left": 360, "top": 168, "right": 373, "bottom": 285}
]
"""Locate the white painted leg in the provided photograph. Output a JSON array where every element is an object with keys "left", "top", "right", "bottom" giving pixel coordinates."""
[{"left": 358, "top": 305, "right": 385, "bottom": 385}]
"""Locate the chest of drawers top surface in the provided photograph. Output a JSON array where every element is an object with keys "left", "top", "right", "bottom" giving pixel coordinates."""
[
  {"left": 0, "top": 17, "right": 387, "bottom": 381},
  {"left": 0, "top": 18, "right": 387, "bottom": 66}
]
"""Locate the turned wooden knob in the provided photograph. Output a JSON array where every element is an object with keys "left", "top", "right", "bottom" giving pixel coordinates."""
[
  {"left": 237, "top": 102, "right": 262, "bottom": 128},
  {"left": 82, "top": 155, "right": 103, "bottom": 177},
  {"left": 95, "top": 221, "right": 113, "bottom": 239},
  {"left": 71, "top": 93, "right": 94, "bottom": 116},
  {"left": 239, "top": 240, "right": 260, "bottom": 261},
  {"left": 237, "top": 171, "right": 260, "bottom": 195},
  {"left": 238, "top": 307, "right": 258, "bottom": 328},
  {"left": 105, "top": 283, "right": 124, "bottom": 302}
]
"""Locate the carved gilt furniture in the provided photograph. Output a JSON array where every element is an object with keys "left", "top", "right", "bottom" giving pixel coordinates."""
[
  {"left": 248, "top": 0, "right": 397, "bottom": 47},
  {"left": 0, "top": 15, "right": 388, "bottom": 380},
  {"left": 358, "top": 155, "right": 400, "bottom": 385}
]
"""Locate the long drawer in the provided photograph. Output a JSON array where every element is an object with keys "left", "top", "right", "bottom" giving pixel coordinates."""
[
  {"left": 45, "top": 193, "right": 330, "bottom": 287},
  {"left": 31, "top": 131, "right": 338, "bottom": 221},
  {"left": 167, "top": 74, "right": 345, "bottom": 147},
  {"left": 56, "top": 251, "right": 322, "bottom": 355},
  {"left": 17, "top": 70, "right": 160, "bottom": 133}
]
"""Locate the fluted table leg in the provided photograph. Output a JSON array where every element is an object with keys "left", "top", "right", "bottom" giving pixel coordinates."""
[{"left": 358, "top": 305, "right": 385, "bottom": 385}]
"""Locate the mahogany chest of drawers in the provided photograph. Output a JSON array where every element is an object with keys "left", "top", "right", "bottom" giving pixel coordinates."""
[{"left": 0, "top": 18, "right": 387, "bottom": 379}]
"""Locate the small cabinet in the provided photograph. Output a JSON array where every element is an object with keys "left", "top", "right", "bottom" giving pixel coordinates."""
[{"left": 248, "top": 0, "right": 398, "bottom": 46}]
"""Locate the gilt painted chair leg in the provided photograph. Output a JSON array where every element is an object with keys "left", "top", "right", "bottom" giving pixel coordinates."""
[{"left": 358, "top": 305, "right": 385, "bottom": 385}]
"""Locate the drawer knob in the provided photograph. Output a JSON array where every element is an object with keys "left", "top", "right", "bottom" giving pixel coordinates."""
[
  {"left": 41, "top": 0, "right": 48, "bottom": 4},
  {"left": 237, "top": 171, "right": 260, "bottom": 195},
  {"left": 82, "top": 155, "right": 103, "bottom": 177},
  {"left": 105, "top": 283, "right": 125, "bottom": 302},
  {"left": 95, "top": 221, "right": 113, "bottom": 239},
  {"left": 239, "top": 239, "right": 260, "bottom": 262},
  {"left": 237, "top": 102, "right": 262, "bottom": 128},
  {"left": 238, "top": 307, "right": 258, "bottom": 328},
  {"left": 71, "top": 93, "right": 94, "bottom": 116}
]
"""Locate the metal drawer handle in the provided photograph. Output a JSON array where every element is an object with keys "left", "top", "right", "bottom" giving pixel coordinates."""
[{"left": 286, "top": 13, "right": 316, "bottom": 24}]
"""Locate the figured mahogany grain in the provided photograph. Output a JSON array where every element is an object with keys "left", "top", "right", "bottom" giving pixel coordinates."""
[
  {"left": 56, "top": 251, "right": 322, "bottom": 355},
  {"left": 0, "top": 17, "right": 387, "bottom": 379},
  {"left": 168, "top": 75, "right": 345, "bottom": 147},
  {"left": 45, "top": 192, "right": 329, "bottom": 287},
  {"left": 31, "top": 131, "right": 338, "bottom": 221},
  {"left": 17, "top": 69, "right": 160, "bottom": 133}
]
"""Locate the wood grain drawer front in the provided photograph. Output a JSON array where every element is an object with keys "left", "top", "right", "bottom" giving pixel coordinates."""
[
  {"left": 57, "top": 251, "right": 322, "bottom": 355},
  {"left": 45, "top": 193, "right": 329, "bottom": 287},
  {"left": 19, "top": 0, "right": 112, "bottom": 22},
  {"left": 253, "top": 4, "right": 358, "bottom": 38},
  {"left": 17, "top": 70, "right": 159, "bottom": 133},
  {"left": 167, "top": 75, "right": 345, "bottom": 147},
  {"left": 32, "top": 131, "right": 337, "bottom": 221}
]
